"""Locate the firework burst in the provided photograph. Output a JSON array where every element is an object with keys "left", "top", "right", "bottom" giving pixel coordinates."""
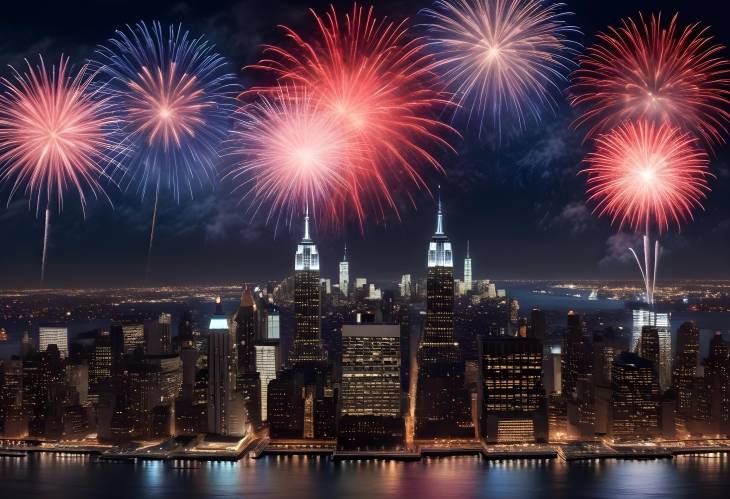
[
  {"left": 95, "top": 20, "right": 238, "bottom": 200},
  {"left": 582, "top": 120, "right": 712, "bottom": 234},
  {"left": 228, "top": 86, "right": 361, "bottom": 227},
  {"left": 421, "top": 0, "right": 580, "bottom": 132},
  {"left": 0, "top": 55, "right": 120, "bottom": 284},
  {"left": 247, "top": 3, "right": 454, "bottom": 223},
  {"left": 95, "top": 20, "right": 238, "bottom": 278},
  {"left": 570, "top": 13, "right": 730, "bottom": 147},
  {"left": 0, "top": 56, "right": 118, "bottom": 213}
]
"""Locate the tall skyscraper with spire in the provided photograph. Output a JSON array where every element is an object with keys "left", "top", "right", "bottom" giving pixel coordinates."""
[
  {"left": 339, "top": 245, "right": 349, "bottom": 300},
  {"left": 289, "top": 208, "right": 327, "bottom": 365},
  {"left": 415, "top": 192, "right": 473, "bottom": 438},
  {"left": 464, "top": 240, "right": 472, "bottom": 293}
]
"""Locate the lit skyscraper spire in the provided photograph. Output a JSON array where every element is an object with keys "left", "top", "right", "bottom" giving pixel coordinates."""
[
  {"left": 290, "top": 208, "right": 326, "bottom": 364},
  {"left": 428, "top": 187, "right": 453, "bottom": 268},
  {"left": 464, "top": 240, "right": 472, "bottom": 292},
  {"left": 339, "top": 244, "right": 349, "bottom": 300},
  {"left": 416, "top": 189, "right": 473, "bottom": 438},
  {"left": 435, "top": 185, "right": 444, "bottom": 236},
  {"left": 295, "top": 205, "right": 319, "bottom": 271}
]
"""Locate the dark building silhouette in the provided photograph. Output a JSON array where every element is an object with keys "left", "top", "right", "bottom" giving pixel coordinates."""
[
  {"left": 673, "top": 322, "right": 700, "bottom": 419},
  {"left": 235, "top": 285, "right": 261, "bottom": 429}
]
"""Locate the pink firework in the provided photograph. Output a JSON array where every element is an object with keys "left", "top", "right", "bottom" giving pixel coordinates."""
[
  {"left": 582, "top": 120, "right": 712, "bottom": 233},
  {"left": 229, "top": 86, "right": 362, "bottom": 227},
  {"left": 248, "top": 3, "right": 454, "bottom": 221},
  {"left": 570, "top": 13, "right": 730, "bottom": 147},
  {"left": 0, "top": 56, "right": 118, "bottom": 213}
]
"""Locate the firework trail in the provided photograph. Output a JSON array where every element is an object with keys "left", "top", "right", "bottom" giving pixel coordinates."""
[
  {"left": 0, "top": 56, "right": 119, "bottom": 285},
  {"left": 421, "top": 0, "right": 580, "bottom": 134},
  {"left": 582, "top": 120, "right": 712, "bottom": 304},
  {"left": 246, "top": 3, "right": 454, "bottom": 227},
  {"left": 95, "top": 21, "right": 238, "bottom": 279},
  {"left": 570, "top": 13, "right": 730, "bottom": 147}
]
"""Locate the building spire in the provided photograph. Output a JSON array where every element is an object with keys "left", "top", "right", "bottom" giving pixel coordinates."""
[
  {"left": 435, "top": 185, "right": 444, "bottom": 235},
  {"left": 466, "top": 240, "right": 470, "bottom": 259},
  {"left": 343, "top": 244, "right": 347, "bottom": 262},
  {"left": 303, "top": 203, "right": 310, "bottom": 241}
]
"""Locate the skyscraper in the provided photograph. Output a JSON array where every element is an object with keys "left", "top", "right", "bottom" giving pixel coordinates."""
[
  {"left": 339, "top": 245, "right": 349, "bottom": 300},
  {"left": 479, "top": 336, "right": 547, "bottom": 443},
  {"left": 464, "top": 240, "right": 472, "bottom": 293},
  {"left": 631, "top": 309, "right": 671, "bottom": 388},
  {"left": 267, "top": 209, "right": 337, "bottom": 440},
  {"left": 255, "top": 341, "right": 280, "bottom": 422},
  {"left": 38, "top": 325, "right": 68, "bottom": 358},
  {"left": 146, "top": 313, "right": 171, "bottom": 355},
  {"left": 673, "top": 322, "right": 700, "bottom": 418},
  {"left": 266, "top": 305, "right": 281, "bottom": 340},
  {"left": 235, "top": 285, "right": 261, "bottom": 428},
  {"left": 400, "top": 274, "right": 412, "bottom": 298},
  {"left": 638, "top": 326, "right": 660, "bottom": 374},
  {"left": 611, "top": 352, "right": 660, "bottom": 440},
  {"left": 415, "top": 194, "right": 473, "bottom": 438},
  {"left": 207, "top": 297, "right": 241, "bottom": 435},
  {"left": 338, "top": 324, "right": 403, "bottom": 449},
  {"left": 289, "top": 208, "right": 327, "bottom": 365}
]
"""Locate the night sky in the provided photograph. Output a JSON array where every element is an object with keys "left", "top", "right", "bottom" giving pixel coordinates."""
[{"left": 1, "top": 0, "right": 730, "bottom": 288}]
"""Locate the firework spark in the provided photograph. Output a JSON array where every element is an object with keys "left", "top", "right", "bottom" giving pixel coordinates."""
[
  {"left": 570, "top": 13, "right": 730, "bottom": 147},
  {"left": 95, "top": 20, "right": 238, "bottom": 201},
  {"left": 0, "top": 56, "right": 119, "bottom": 284},
  {"left": 248, "top": 3, "right": 454, "bottom": 223},
  {"left": 421, "top": 0, "right": 580, "bottom": 132},
  {"left": 582, "top": 120, "right": 712, "bottom": 234},
  {"left": 0, "top": 56, "right": 117, "bottom": 213},
  {"left": 229, "top": 86, "right": 360, "bottom": 227}
]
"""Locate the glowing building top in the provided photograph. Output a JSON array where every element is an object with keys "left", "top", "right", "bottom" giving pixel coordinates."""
[
  {"left": 427, "top": 190, "right": 453, "bottom": 268},
  {"left": 209, "top": 295, "right": 229, "bottom": 331},
  {"left": 295, "top": 206, "right": 320, "bottom": 271}
]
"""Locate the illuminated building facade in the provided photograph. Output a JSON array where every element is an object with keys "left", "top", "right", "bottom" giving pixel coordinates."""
[
  {"left": 611, "top": 352, "right": 660, "bottom": 440},
  {"left": 338, "top": 324, "right": 403, "bottom": 449},
  {"left": 464, "top": 240, "right": 472, "bottom": 293},
  {"left": 38, "top": 325, "right": 68, "bottom": 358},
  {"left": 290, "top": 208, "right": 327, "bottom": 364},
  {"left": 480, "top": 336, "right": 547, "bottom": 443}
]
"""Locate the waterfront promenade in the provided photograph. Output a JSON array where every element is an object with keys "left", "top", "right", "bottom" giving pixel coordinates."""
[{"left": 3, "top": 437, "right": 730, "bottom": 463}]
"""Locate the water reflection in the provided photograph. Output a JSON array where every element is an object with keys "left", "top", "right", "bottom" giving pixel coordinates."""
[{"left": 2, "top": 454, "right": 730, "bottom": 498}]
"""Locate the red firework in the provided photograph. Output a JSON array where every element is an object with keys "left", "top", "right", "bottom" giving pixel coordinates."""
[
  {"left": 570, "top": 13, "right": 730, "bottom": 147},
  {"left": 247, "top": 3, "right": 454, "bottom": 222},
  {"left": 0, "top": 56, "right": 118, "bottom": 213},
  {"left": 582, "top": 120, "right": 712, "bottom": 233},
  {"left": 229, "top": 86, "right": 362, "bottom": 227}
]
